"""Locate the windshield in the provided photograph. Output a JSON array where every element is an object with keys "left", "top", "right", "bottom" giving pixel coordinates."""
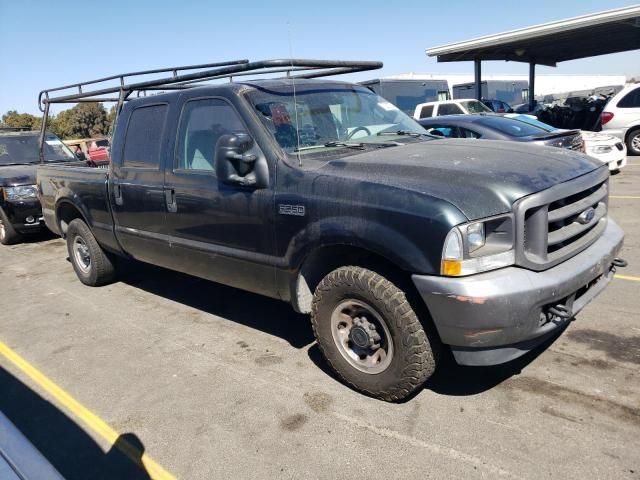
[
  {"left": 246, "top": 84, "right": 429, "bottom": 160},
  {"left": 0, "top": 133, "right": 76, "bottom": 166},
  {"left": 460, "top": 100, "right": 492, "bottom": 114}
]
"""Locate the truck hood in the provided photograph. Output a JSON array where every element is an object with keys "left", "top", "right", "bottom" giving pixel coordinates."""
[
  {"left": 0, "top": 164, "right": 36, "bottom": 187},
  {"left": 320, "top": 139, "right": 602, "bottom": 220}
]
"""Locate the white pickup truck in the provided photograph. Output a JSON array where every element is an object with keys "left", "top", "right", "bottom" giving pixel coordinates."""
[{"left": 413, "top": 99, "right": 492, "bottom": 119}]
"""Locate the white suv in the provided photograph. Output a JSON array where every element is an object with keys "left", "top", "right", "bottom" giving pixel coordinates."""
[
  {"left": 601, "top": 84, "right": 640, "bottom": 155},
  {"left": 413, "top": 99, "right": 492, "bottom": 119}
]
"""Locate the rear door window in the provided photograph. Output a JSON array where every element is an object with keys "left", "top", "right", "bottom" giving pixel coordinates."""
[
  {"left": 618, "top": 87, "right": 640, "bottom": 108},
  {"left": 459, "top": 127, "right": 481, "bottom": 138},
  {"left": 437, "top": 104, "right": 464, "bottom": 115},
  {"left": 419, "top": 105, "right": 434, "bottom": 118},
  {"left": 122, "top": 104, "right": 168, "bottom": 169}
]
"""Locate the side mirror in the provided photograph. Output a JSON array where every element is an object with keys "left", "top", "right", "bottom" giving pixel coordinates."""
[{"left": 216, "top": 133, "right": 260, "bottom": 187}]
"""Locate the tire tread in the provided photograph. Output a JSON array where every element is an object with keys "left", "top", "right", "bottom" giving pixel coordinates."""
[{"left": 311, "top": 266, "right": 437, "bottom": 402}]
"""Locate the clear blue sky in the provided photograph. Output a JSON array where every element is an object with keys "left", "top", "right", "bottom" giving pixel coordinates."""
[{"left": 0, "top": 0, "right": 638, "bottom": 114}]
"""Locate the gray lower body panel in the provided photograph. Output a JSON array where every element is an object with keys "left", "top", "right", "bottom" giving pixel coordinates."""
[{"left": 412, "top": 219, "right": 624, "bottom": 366}]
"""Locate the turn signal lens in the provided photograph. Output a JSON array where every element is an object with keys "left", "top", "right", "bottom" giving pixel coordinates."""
[{"left": 441, "top": 260, "right": 462, "bottom": 276}]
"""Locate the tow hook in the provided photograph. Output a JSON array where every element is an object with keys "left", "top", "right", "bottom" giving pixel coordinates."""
[
  {"left": 548, "top": 304, "right": 572, "bottom": 320},
  {"left": 612, "top": 258, "right": 628, "bottom": 268}
]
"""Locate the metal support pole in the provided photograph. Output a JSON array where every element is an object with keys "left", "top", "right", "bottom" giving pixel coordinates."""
[
  {"left": 529, "top": 62, "right": 536, "bottom": 112},
  {"left": 474, "top": 59, "right": 482, "bottom": 100},
  {"left": 38, "top": 102, "right": 50, "bottom": 164}
]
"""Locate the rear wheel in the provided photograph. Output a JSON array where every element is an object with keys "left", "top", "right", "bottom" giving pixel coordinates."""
[
  {"left": 0, "top": 208, "right": 22, "bottom": 245},
  {"left": 66, "top": 218, "right": 115, "bottom": 286},
  {"left": 627, "top": 128, "right": 640, "bottom": 156},
  {"left": 311, "top": 266, "right": 438, "bottom": 402}
]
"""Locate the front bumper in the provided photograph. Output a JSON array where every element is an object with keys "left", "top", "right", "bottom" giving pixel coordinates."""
[
  {"left": 3, "top": 199, "right": 44, "bottom": 234},
  {"left": 587, "top": 146, "right": 627, "bottom": 171},
  {"left": 412, "top": 219, "right": 624, "bottom": 366}
]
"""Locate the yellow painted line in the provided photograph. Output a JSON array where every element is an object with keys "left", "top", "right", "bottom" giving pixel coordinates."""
[
  {"left": 0, "top": 341, "right": 176, "bottom": 480},
  {"left": 615, "top": 274, "right": 640, "bottom": 282},
  {"left": 610, "top": 195, "right": 640, "bottom": 199}
]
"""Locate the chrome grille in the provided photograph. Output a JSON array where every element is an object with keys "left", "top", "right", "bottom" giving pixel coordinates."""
[{"left": 513, "top": 168, "right": 610, "bottom": 271}]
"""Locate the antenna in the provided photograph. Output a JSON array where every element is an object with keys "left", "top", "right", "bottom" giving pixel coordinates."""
[{"left": 287, "top": 22, "right": 303, "bottom": 166}]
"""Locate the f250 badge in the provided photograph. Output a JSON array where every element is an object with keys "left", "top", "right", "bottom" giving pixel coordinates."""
[{"left": 279, "top": 204, "right": 306, "bottom": 217}]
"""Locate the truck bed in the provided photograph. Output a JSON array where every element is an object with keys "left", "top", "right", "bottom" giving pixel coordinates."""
[{"left": 37, "top": 162, "right": 117, "bottom": 250}]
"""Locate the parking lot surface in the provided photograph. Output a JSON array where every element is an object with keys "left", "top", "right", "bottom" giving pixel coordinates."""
[{"left": 1, "top": 160, "right": 639, "bottom": 480}]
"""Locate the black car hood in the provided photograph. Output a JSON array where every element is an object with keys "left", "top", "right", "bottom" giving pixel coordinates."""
[
  {"left": 320, "top": 139, "right": 602, "bottom": 220},
  {"left": 0, "top": 164, "right": 36, "bottom": 187}
]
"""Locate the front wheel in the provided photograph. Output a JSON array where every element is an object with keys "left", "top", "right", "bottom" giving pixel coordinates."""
[
  {"left": 0, "top": 208, "right": 22, "bottom": 245},
  {"left": 66, "top": 219, "right": 115, "bottom": 286},
  {"left": 311, "top": 266, "right": 438, "bottom": 402},
  {"left": 627, "top": 128, "right": 640, "bottom": 156}
]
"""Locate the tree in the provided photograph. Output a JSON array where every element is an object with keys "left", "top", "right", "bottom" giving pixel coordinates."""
[
  {"left": 1, "top": 110, "right": 40, "bottom": 129},
  {"left": 54, "top": 103, "right": 109, "bottom": 139}
]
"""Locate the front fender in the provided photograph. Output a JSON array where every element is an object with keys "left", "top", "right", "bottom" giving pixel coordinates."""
[{"left": 284, "top": 216, "right": 438, "bottom": 274}]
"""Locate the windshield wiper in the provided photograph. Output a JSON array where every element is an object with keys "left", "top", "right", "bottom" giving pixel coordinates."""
[
  {"left": 377, "top": 130, "right": 426, "bottom": 138},
  {"left": 293, "top": 141, "right": 365, "bottom": 152}
]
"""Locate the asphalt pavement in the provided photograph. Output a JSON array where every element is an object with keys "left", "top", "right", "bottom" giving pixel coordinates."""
[{"left": 0, "top": 158, "right": 638, "bottom": 480}]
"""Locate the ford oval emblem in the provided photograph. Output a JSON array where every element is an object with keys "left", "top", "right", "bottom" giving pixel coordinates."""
[{"left": 577, "top": 207, "right": 596, "bottom": 224}]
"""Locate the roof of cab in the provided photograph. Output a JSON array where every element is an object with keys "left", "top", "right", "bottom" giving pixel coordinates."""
[{"left": 126, "top": 78, "right": 369, "bottom": 106}]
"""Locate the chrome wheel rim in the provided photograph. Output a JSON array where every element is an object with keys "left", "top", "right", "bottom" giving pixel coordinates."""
[
  {"left": 632, "top": 133, "right": 640, "bottom": 152},
  {"left": 330, "top": 299, "right": 394, "bottom": 374},
  {"left": 0, "top": 217, "right": 5, "bottom": 241},
  {"left": 73, "top": 236, "right": 91, "bottom": 274}
]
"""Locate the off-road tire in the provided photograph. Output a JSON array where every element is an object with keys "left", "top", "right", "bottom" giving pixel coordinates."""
[
  {"left": 311, "top": 266, "right": 438, "bottom": 402},
  {"left": 0, "top": 207, "right": 22, "bottom": 245},
  {"left": 66, "top": 218, "right": 115, "bottom": 286},
  {"left": 627, "top": 128, "right": 640, "bottom": 156}
]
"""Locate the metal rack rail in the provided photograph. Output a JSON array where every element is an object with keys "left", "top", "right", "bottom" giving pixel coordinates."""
[{"left": 37, "top": 58, "right": 383, "bottom": 162}]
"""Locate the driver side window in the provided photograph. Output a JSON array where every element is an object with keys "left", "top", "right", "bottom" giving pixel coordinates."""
[{"left": 176, "top": 98, "right": 247, "bottom": 171}]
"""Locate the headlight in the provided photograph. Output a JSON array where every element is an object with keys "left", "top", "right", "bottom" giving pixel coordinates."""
[
  {"left": 2, "top": 185, "right": 38, "bottom": 201},
  {"left": 590, "top": 145, "right": 612, "bottom": 154},
  {"left": 441, "top": 214, "right": 515, "bottom": 276}
]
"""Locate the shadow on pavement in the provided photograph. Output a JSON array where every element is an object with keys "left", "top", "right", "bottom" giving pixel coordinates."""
[
  {"left": 119, "top": 260, "right": 314, "bottom": 348},
  {"left": 18, "top": 228, "right": 58, "bottom": 244},
  {"left": 0, "top": 366, "right": 151, "bottom": 480},
  {"left": 308, "top": 325, "right": 567, "bottom": 400}
]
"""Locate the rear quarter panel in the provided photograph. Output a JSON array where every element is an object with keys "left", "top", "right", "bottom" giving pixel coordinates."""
[{"left": 37, "top": 164, "right": 120, "bottom": 252}]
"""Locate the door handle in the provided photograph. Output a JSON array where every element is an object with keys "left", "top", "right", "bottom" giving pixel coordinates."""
[
  {"left": 113, "top": 183, "right": 123, "bottom": 206},
  {"left": 165, "top": 188, "right": 177, "bottom": 213}
]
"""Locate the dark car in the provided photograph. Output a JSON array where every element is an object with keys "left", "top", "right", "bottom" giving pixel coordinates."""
[
  {"left": 0, "top": 411, "right": 65, "bottom": 480},
  {"left": 0, "top": 129, "right": 77, "bottom": 244},
  {"left": 418, "top": 114, "right": 585, "bottom": 151},
  {"left": 37, "top": 59, "right": 625, "bottom": 402},
  {"left": 482, "top": 99, "right": 513, "bottom": 113}
]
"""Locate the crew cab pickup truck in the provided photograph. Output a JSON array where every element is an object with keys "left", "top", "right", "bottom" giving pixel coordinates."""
[{"left": 37, "top": 60, "right": 626, "bottom": 401}]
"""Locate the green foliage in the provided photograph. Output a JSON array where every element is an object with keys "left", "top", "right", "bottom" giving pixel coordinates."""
[
  {"left": 1, "top": 110, "right": 40, "bottom": 129},
  {"left": 1, "top": 103, "right": 111, "bottom": 139},
  {"left": 55, "top": 103, "right": 110, "bottom": 139}
]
